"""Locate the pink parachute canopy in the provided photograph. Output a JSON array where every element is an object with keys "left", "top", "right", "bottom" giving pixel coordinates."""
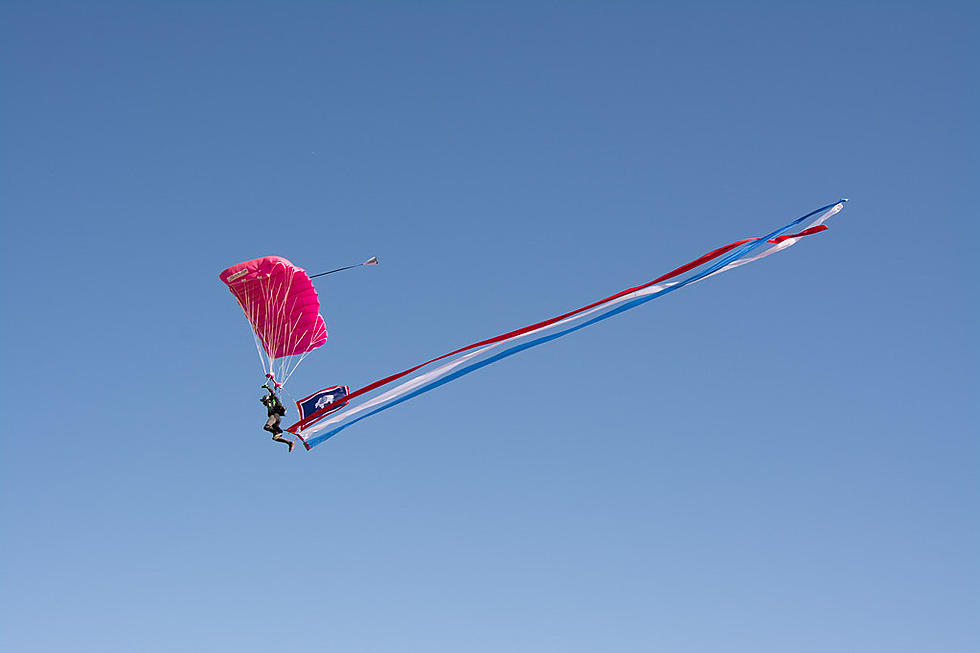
[{"left": 219, "top": 256, "right": 328, "bottom": 360}]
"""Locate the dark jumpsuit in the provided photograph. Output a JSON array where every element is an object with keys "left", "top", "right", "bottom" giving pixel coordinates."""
[{"left": 261, "top": 392, "right": 293, "bottom": 450}]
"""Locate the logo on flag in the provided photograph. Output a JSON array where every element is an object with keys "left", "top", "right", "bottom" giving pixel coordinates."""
[{"left": 295, "top": 385, "right": 350, "bottom": 424}]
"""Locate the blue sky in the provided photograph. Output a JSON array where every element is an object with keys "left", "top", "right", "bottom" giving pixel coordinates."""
[{"left": 2, "top": 3, "right": 977, "bottom": 651}]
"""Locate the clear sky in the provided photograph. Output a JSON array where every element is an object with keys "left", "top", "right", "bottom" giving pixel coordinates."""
[{"left": 2, "top": 3, "right": 977, "bottom": 652}]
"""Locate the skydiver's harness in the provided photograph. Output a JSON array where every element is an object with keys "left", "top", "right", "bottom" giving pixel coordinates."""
[
  {"left": 261, "top": 385, "right": 292, "bottom": 449},
  {"left": 261, "top": 391, "right": 286, "bottom": 416}
]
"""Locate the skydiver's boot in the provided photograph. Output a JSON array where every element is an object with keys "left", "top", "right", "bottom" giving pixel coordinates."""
[{"left": 272, "top": 432, "right": 294, "bottom": 452}]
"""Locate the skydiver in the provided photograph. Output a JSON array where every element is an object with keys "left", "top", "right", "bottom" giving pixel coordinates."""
[{"left": 261, "top": 384, "right": 293, "bottom": 452}]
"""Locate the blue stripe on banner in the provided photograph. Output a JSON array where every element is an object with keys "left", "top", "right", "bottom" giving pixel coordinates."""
[{"left": 304, "top": 200, "right": 846, "bottom": 448}]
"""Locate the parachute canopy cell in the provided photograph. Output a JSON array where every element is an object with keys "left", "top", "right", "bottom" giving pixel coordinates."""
[{"left": 219, "top": 256, "right": 328, "bottom": 359}]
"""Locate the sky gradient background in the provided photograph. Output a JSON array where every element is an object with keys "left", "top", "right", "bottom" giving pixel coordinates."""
[{"left": 2, "top": 3, "right": 977, "bottom": 652}]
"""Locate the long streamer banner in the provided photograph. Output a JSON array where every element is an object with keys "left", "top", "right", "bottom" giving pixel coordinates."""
[{"left": 288, "top": 200, "right": 847, "bottom": 449}]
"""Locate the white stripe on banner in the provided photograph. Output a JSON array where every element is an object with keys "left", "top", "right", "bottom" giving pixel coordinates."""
[{"left": 291, "top": 201, "right": 847, "bottom": 449}]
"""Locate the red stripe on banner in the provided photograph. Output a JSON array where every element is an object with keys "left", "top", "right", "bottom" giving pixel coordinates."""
[
  {"left": 768, "top": 225, "right": 828, "bottom": 244},
  {"left": 287, "top": 237, "right": 758, "bottom": 432}
]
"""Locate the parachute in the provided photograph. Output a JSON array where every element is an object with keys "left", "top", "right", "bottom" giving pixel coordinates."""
[{"left": 219, "top": 256, "right": 328, "bottom": 388}]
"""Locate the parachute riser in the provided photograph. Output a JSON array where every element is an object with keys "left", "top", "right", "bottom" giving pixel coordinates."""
[{"left": 264, "top": 373, "right": 283, "bottom": 390}]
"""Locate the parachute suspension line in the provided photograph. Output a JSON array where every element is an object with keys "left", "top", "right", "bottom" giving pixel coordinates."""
[
  {"left": 237, "top": 270, "right": 280, "bottom": 386},
  {"left": 256, "top": 263, "right": 281, "bottom": 385},
  {"left": 261, "top": 268, "right": 277, "bottom": 380},
  {"left": 281, "top": 300, "right": 318, "bottom": 384},
  {"left": 270, "top": 264, "right": 296, "bottom": 386},
  {"left": 250, "top": 322, "right": 270, "bottom": 378},
  {"left": 279, "top": 348, "right": 312, "bottom": 387},
  {"left": 236, "top": 276, "right": 271, "bottom": 380},
  {"left": 255, "top": 261, "right": 314, "bottom": 389},
  {"left": 278, "top": 266, "right": 293, "bottom": 379}
]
